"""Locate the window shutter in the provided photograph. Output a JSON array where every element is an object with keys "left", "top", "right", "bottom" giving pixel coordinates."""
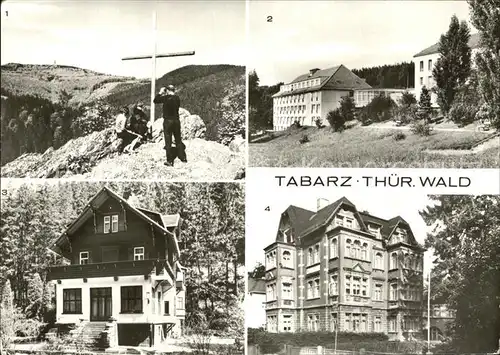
[{"left": 128, "top": 248, "right": 133, "bottom": 261}]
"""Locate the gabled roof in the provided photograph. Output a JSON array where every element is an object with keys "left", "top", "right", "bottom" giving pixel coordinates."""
[
  {"left": 283, "top": 205, "right": 316, "bottom": 236},
  {"left": 278, "top": 197, "right": 424, "bottom": 250},
  {"left": 299, "top": 196, "right": 367, "bottom": 238},
  {"left": 273, "top": 64, "right": 372, "bottom": 98},
  {"left": 248, "top": 277, "right": 266, "bottom": 294},
  {"left": 413, "top": 32, "right": 481, "bottom": 57},
  {"left": 51, "top": 186, "right": 181, "bottom": 255}
]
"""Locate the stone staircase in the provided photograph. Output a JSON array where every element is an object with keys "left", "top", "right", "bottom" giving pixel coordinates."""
[{"left": 71, "top": 321, "right": 109, "bottom": 349}]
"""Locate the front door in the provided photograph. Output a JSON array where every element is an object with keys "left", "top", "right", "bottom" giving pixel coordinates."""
[{"left": 90, "top": 287, "right": 112, "bottom": 321}]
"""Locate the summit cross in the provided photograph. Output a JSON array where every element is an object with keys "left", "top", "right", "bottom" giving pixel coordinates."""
[{"left": 122, "top": 11, "right": 195, "bottom": 124}]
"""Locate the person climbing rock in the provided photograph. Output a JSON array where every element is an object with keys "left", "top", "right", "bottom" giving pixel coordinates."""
[
  {"left": 153, "top": 84, "right": 187, "bottom": 166},
  {"left": 115, "top": 106, "right": 141, "bottom": 153},
  {"left": 131, "top": 102, "right": 150, "bottom": 139}
]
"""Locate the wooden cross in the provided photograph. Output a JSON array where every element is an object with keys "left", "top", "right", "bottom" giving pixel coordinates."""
[{"left": 122, "top": 11, "right": 195, "bottom": 124}]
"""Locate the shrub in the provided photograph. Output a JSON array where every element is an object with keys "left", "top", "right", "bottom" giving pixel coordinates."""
[
  {"left": 292, "top": 120, "right": 302, "bottom": 128},
  {"left": 448, "top": 71, "right": 481, "bottom": 126},
  {"left": 327, "top": 109, "right": 345, "bottom": 132},
  {"left": 392, "top": 104, "right": 418, "bottom": 125},
  {"left": 360, "top": 95, "right": 394, "bottom": 123},
  {"left": 299, "top": 134, "right": 309, "bottom": 144},
  {"left": 339, "top": 96, "right": 356, "bottom": 121},
  {"left": 393, "top": 131, "right": 406, "bottom": 141},
  {"left": 400, "top": 91, "right": 417, "bottom": 107},
  {"left": 358, "top": 110, "right": 372, "bottom": 126},
  {"left": 315, "top": 118, "right": 324, "bottom": 128},
  {"left": 418, "top": 86, "right": 432, "bottom": 122},
  {"left": 411, "top": 120, "right": 433, "bottom": 136}
]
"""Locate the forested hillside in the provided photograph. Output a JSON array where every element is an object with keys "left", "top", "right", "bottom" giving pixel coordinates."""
[
  {"left": 352, "top": 62, "right": 415, "bottom": 89},
  {"left": 1, "top": 64, "right": 245, "bottom": 165},
  {"left": 0, "top": 181, "right": 244, "bottom": 336}
]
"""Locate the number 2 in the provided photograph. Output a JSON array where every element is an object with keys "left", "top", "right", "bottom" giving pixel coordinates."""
[{"left": 267, "top": 15, "right": 273, "bottom": 22}]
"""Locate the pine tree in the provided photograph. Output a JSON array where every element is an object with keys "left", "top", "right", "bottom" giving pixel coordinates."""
[
  {"left": 418, "top": 86, "right": 432, "bottom": 122},
  {"left": 468, "top": 0, "right": 500, "bottom": 129},
  {"left": 420, "top": 195, "right": 500, "bottom": 352},
  {"left": 433, "top": 15, "right": 472, "bottom": 115}
]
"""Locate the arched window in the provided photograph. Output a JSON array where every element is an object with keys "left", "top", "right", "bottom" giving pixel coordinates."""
[
  {"left": 361, "top": 243, "right": 368, "bottom": 260},
  {"left": 390, "top": 252, "right": 397, "bottom": 269},
  {"left": 354, "top": 240, "right": 361, "bottom": 259},
  {"left": 345, "top": 239, "right": 351, "bottom": 257},
  {"left": 314, "top": 244, "right": 320, "bottom": 264},
  {"left": 375, "top": 252, "right": 383, "bottom": 269},
  {"left": 330, "top": 238, "right": 338, "bottom": 258},
  {"left": 282, "top": 250, "right": 292, "bottom": 268},
  {"left": 308, "top": 248, "right": 313, "bottom": 266}
]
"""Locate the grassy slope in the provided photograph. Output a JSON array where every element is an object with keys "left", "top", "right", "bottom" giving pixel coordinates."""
[
  {"left": 249, "top": 126, "right": 499, "bottom": 168},
  {"left": 0, "top": 63, "right": 137, "bottom": 105}
]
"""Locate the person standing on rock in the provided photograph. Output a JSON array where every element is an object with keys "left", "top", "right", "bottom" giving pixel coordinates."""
[{"left": 153, "top": 84, "right": 187, "bottom": 166}]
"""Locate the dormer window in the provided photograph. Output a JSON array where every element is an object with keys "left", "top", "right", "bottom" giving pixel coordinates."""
[
  {"left": 134, "top": 247, "right": 144, "bottom": 261},
  {"left": 345, "top": 218, "right": 353, "bottom": 229},
  {"left": 80, "top": 251, "right": 89, "bottom": 265}
]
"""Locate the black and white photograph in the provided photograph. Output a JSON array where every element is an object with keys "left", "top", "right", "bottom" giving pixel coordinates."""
[
  {"left": 246, "top": 186, "right": 500, "bottom": 354},
  {"left": 0, "top": 180, "right": 244, "bottom": 354},
  {"left": 0, "top": 1, "right": 246, "bottom": 180},
  {"left": 248, "top": 1, "right": 499, "bottom": 168}
]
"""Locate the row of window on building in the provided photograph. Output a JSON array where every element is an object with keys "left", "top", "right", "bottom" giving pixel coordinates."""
[
  {"left": 280, "top": 79, "right": 321, "bottom": 93},
  {"left": 277, "top": 103, "right": 321, "bottom": 116},
  {"left": 62, "top": 286, "right": 184, "bottom": 314},
  {"left": 419, "top": 59, "right": 433, "bottom": 72},
  {"left": 266, "top": 274, "right": 421, "bottom": 303},
  {"left": 79, "top": 246, "right": 145, "bottom": 264},
  {"left": 419, "top": 76, "right": 435, "bottom": 88},
  {"left": 267, "top": 242, "right": 421, "bottom": 272},
  {"left": 268, "top": 313, "right": 421, "bottom": 333}
]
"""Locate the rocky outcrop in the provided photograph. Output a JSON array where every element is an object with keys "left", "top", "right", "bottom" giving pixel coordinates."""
[
  {"left": 151, "top": 108, "right": 206, "bottom": 143},
  {"left": 1, "top": 128, "right": 122, "bottom": 178},
  {"left": 1, "top": 128, "right": 244, "bottom": 180}
]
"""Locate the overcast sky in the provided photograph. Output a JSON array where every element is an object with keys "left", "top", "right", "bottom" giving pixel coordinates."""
[
  {"left": 1, "top": 1, "right": 245, "bottom": 78},
  {"left": 250, "top": 1, "right": 473, "bottom": 85},
  {"left": 246, "top": 188, "right": 439, "bottom": 278}
]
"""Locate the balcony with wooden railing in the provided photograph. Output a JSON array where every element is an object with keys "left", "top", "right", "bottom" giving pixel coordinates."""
[{"left": 47, "top": 259, "right": 174, "bottom": 283}]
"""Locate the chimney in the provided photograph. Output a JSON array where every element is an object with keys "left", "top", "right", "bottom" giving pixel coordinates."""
[
  {"left": 309, "top": 68, "right": 320, "bottom": 77},
  {"left": 317, "top": 198, "right": 329, "bottom": 212}
]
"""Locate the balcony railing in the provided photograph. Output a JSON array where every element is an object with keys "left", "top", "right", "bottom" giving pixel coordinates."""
[
  {"left": 265, "top": 300, "right": 278, "bottom": 309},
  {"left": 47, "top": 259, "right": 174, "bottom": 282}
]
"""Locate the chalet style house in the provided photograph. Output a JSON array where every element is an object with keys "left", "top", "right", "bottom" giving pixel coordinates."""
[
  {"left": 263, "top": 197, "right": 425, "bottom": 341},
  {"left": 272, "top": 65, "right": 407, "bottom": 131},
  {"left": 413, "top": 32, "right": 481, "bottom": 106},
  {"left": 47, "top": 187, "right": 186, "bottom": 348}
]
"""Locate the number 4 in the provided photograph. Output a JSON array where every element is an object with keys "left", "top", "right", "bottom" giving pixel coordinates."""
[{"left": 265, "top": 206, "right": 270, "bottom": 211}]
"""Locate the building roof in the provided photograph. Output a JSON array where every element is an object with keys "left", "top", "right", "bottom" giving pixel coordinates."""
[
  {"left": 50, "top": 186, "right": 181, "bottom": 255},
  {"left": 274, "top": 197, "right": 423, "bottom": 249},
  {"left": 273, "top": 64, "right": 372, "bottom": 98},
  {"left": 248, "top": 277, "right": 266, "bottom": 294},
  {"left": 413, "top": 32, "right": 481, "bottom": 57}
]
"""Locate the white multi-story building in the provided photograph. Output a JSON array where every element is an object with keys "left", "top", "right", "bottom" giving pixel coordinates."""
[
  {"left": 272, "top": 65, "right": 372, "bottom": 131},
  {"left": 246, "top": 277, "right": 266, "bottom": 328},
  {"left": 413, "top": 33, "right": 481, "bottom": 106}
]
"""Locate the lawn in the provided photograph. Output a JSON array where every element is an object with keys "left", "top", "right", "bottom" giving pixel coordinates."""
[{"left": 249, "top": 126, "right": 499, "bottom": 168}]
